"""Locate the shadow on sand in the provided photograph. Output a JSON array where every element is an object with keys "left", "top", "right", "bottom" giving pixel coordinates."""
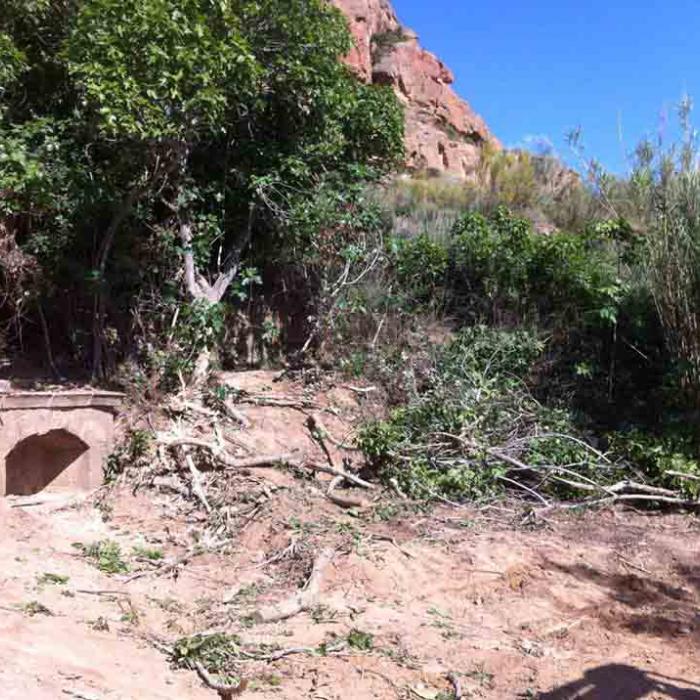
[{"left": 537, "top": 664, "right": 700, "bottom": 699}]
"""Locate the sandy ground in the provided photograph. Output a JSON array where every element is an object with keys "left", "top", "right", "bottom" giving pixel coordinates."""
[
  {"left": 2, "top": 490, "right": 699, "bottom": 699},
  {"left": 1, "top": 372, "right": 699, "bottom": 699}
]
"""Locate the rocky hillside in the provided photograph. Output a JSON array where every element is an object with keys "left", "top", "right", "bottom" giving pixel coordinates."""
[{"left": 332, "top": 0, "right": 498, "bottom": 178}]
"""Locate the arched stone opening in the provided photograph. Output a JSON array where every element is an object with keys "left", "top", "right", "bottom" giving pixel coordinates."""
[{"left": 4, "top": 429, "right": 89, "bottom": 496}]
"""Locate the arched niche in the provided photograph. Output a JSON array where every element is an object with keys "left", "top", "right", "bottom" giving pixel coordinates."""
[{"left": 4, "top": 429, "right": 89, "bottom": 496}]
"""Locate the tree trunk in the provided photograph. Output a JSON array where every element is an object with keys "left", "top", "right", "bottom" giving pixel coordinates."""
[
  {"left": 177, "top": 204, "right": 255, "bottom": 387},
  {"left": 91, "top": 186, "right": 145, "bottom": 380}
]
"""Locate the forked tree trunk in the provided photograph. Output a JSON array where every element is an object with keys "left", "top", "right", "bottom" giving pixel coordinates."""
[{"left": 178, "top": 204, "right": 255, "bottom": 387}]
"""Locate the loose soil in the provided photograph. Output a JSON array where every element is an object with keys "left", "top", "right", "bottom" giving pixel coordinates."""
[{"left": 1, "top": 372, "right": 698, "bottom": 699}]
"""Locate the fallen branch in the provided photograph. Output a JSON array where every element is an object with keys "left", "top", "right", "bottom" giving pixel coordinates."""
[
  {"left": 225, "top": 454, "right": 297, "bottom": 469},
  {"left": 388, "top": 477, "right": 408, "bottom": 500},
  {"left": 152, "top": 475, "right": 190, "bottom": 498},
  {"left": 520, "top": 432, "right": 613, "bottom": 464},
  {"left": 162, "top": 436, "right": 374, "bottom": 489},
  {"left": 606, "top": 480, "right": 679, "bottom": 496},
  {"left": 308, "top": 416, "right": 336, "bottom": 469},
  {"left": 307, "top": 413, "right": 360, "bottom": 452},
  {"left": 446, "top": 672, "right": 462, "bottom": 699},
  {"left": 222, "top": 399, "right": 251, "bottom": 429},
  {"left": 665, "top": 470, "right": 700, "bottom": 482},
  {"left": 231, "top": 455, "right": 374, "bottom": 492},
  {"left": 539, "top": 493, "right": 700, "bottom": 514},
  {"left": 326, "top": 475, "right": 371, "bottom": 509},
  {"left": 495, "top": 474, "right": 550, "bottom": 507},
  {"left": 162, "top": 436, "right": 294, "bottom": 469},
  {"left": 344, "top": 384, "right": 377, "bottom": 394},
  {"left": 186, "top": 454, "right": 212, "bottom": 513},
  {"left": 251, "top": 548, "right": 334, "bottom": 623},
  {"left": 194, "top": 662, "right": 248, "bottom": 699},
  {"left": 300, "top": 461, "right": 375, "bottom": 490},
  {"left": 262, "top": 646, "right": 315, "bottom": 662},
  {"left": 235, "top": 394, "right": 320, "bottom": 410}
]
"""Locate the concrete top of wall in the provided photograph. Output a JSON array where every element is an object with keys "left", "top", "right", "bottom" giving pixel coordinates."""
[{"left": 0, "top": 390, "right": 124, "bottom": 412}]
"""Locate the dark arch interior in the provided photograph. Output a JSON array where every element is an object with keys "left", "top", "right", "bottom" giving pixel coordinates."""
[{"left": 5, "top": 429, "right": 89, "bottom": 496}]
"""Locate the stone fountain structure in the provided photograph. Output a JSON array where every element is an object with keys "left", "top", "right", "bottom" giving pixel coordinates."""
[{"left": 0, "top": 388, "right": 122, "bottom": 496}]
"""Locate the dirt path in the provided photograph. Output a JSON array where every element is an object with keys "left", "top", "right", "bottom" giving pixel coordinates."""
[{"left": 1, "top": 487, "right": 698, "bottom": 699}]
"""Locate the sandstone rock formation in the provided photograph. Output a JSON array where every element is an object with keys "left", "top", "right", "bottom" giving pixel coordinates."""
[{"left": 331, "top": 0, "right": 498, "bottom": 178}]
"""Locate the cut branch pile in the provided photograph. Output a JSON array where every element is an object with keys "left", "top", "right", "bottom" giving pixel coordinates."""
[
  {"left": 389, "top": 427, "right": 700, "bottom": 513},
  {"left": 129, "top": 381, "right": 377, "bottom": 547}
]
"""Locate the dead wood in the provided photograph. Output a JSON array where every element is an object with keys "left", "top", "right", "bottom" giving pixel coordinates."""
[
  {"left": 307, "top": 413, "right": 359, "bottom": 452},
  {"left": 194, "top": 662, "right": 248, "bottom": 699},
  {"left": 251, "top": 548, "right": 334, "bottom": 623},
  {"left": 152, "top": 475, "right": 190, "bottom": 498},
  {"left": 227, "top": 454, "right": 297, "bottom": 469},
  {"left": 447, "top": 671, "right": 463, "bottom": 699},
  {"left": 186, "top": 453, "right": 212, "bottom": 513},
  {"left": 665, "top": 470, "right": 700, "bottom": 482},
  {"left": 236, "top": 394, "right": 321, "bottom": 410},
  {"left": 161, "top": 435, "right": 375, "bottom": 490},
  {"left": 222, "top": 399, "right": 251, "bottom": 428},
  {"left": 326, "top": 475, "right": 371, "bottom": 509},
  {"left": 344, "top": 384, "right": 378, "bottom": 394},
  {"left": 306, "top": 414, "right": 336, "bottom": 468},
  {"left": 162, "top": 436, "right": 294, "bottom": 468},
  {"left": 300, "top": 461, "right": 375, "bottom": 490}
]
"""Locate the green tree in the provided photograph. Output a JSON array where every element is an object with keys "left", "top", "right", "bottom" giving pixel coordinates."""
[{"left": 0, "top": 0, "right": 404, "bottom": 376}]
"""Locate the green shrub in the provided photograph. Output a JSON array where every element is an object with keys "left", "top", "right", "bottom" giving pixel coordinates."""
[
  {"left": 448, "top": 208, "right": 626, "bottom": 327},
  {"left": 608, "top": 430, "right": 700, "bottom": 498},
  {"left": 390, "top": 234, "right": 449, "bottom": 308},
  {"left": 357, "top": 326, "right": 602, "bottom": 500},
  {"left": 171, "top": 633, "right": 242, "bottom": 675},
  {"left": 76, "top": 540, "right": 129, "bottom": 574},
  {"left": 104, "top": 429, "right": 152, "bottom": 483}
]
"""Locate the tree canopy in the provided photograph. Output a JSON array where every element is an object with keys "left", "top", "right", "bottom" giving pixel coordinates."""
[{"left": 0, "top": 0, "right": 403, "bottom": 376}]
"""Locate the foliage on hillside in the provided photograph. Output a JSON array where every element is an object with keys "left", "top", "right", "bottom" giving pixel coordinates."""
[
  {"left": 356, "top": 208, "right": 699, "bottom": 503},
  {"left": 0, "top": 0, "right": 403, "bottom": 379},
  {"left": 1, "top": 3, "right": 699, "bottom": 506}
]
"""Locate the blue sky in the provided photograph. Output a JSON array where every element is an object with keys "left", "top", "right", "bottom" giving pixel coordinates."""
[{"left": 392, "top": 0, "right": 699, "bottom": 173}]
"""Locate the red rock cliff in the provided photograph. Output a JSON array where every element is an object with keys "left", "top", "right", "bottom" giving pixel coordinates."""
[{"left": 331, "top": 0, "right": 498, "bottom": 178}]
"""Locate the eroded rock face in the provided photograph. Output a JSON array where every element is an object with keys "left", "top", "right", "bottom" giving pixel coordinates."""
[{"left": 331, "top": 0, "right": 498, "bottom": 178}]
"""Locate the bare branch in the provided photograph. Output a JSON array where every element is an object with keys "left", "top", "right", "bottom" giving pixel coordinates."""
[
  {"left": 160, "top": 436, "right": 374, "bottom": 489},
  {"left": 194, "top": 662, "right": 248, "bottom": 699}
]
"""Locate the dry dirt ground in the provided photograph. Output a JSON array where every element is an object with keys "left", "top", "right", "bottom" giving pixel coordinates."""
[{"left": 1, "top": 372, "right": 699, "bottom": 700}]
